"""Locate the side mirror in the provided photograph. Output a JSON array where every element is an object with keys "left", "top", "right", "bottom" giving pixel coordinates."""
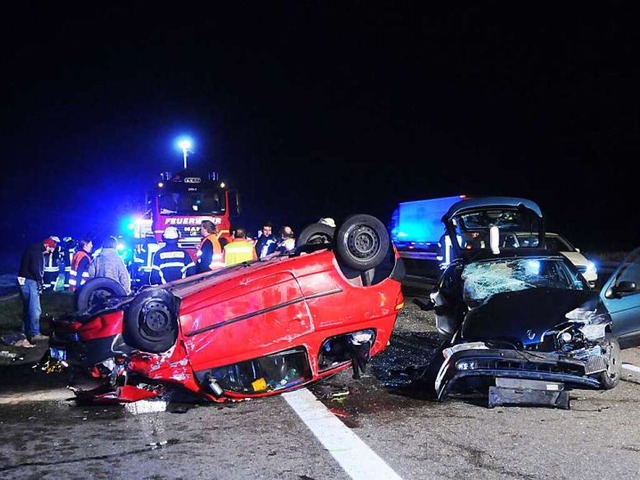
[
  {"left": 606, "top": 280, "right": 637, "bottom": 298},
  {"left": 615, "top": 280, "right": 637, "bottom": 294}
]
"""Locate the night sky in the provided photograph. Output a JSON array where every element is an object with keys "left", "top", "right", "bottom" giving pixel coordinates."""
[{"left": 2, "top": 2, "right": 639, "bottom": 263}]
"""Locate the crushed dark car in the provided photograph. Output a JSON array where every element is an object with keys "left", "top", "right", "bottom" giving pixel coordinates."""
[
  {"left": 42, "top": 214, "right": 406, "bottom": 404},
  {"left": 414, "top": 197, "right": 623, "bottom": 409}
]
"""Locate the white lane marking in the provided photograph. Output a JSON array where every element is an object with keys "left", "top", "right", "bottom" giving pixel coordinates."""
[
  {"left": 622, "top": 362, "right": 640, "bottom": 374},
  {"left": 283, "top": 388, "right": 402, "bottom": 480}
]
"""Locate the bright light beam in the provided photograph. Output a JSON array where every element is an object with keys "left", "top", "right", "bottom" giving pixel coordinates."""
[{"left": 177, "top": 137, "right": 193, "bottom": 169}]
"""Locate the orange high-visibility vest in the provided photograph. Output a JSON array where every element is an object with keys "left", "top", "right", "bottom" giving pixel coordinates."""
[
  {"left": 69, "top": 250, "right": 91, "bottom": 292},
  {"left": 198, "top": 233, "right": 225, "bottom": 271}
]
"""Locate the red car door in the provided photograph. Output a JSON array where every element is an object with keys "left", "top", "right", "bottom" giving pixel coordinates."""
[{"left": 179, "top": 271, "right": 314, "bottom": 373}]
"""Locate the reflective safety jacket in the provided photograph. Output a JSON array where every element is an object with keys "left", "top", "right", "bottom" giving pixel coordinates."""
[
  {"left": 277, "top": 237, "right": 296, "bottom": 254},
  {"left": 196, "top": 233, "right": 224, "bottom": 273},
  {"left": 69, "top": 250, "right": 92, "bottom": 292},
  {"left": 60, "top": 239, "right": 75, "bottom": 289},
  {"left": 223, "top": 238, "right": 258, "bottom": 266},
  {"left": 42, "top": 248, "right": 58, "bottom": 290},
  {"left": 150, "top": 242, "right": 194, "bottom": 284}
]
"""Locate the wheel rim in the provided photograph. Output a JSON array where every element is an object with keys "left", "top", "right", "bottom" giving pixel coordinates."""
[
  {"left": 140, "top": 300, "right": 173, "bottom": 339},
  {"left": 604, "top": 339, "right": 620, "bottom": 379},
  {"left": 347, "top": 225, "right": 380, "bottom": 260}
]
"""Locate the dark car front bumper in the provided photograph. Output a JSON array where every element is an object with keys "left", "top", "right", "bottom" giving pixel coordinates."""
[{"left": 435, "top": 345, "right": 605, "bottom": 401}]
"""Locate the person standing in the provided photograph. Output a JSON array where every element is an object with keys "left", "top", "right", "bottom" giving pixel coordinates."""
[
  {"left": 276, "top": 226, "right": 296, "bottom": 253},
  {"left": 42, "top": 236, "right": 61, "bottom": 291},
  {"left": 69, "top": 236, "right": 94, "bottom": 292},
  {"left": 58, "top": 236, "right": 77, "bottom": 290},
  {"left": 87, "top": 236, "right": 132, "bottom": 294},
  {"left": 196, "top": 220, "right": 225, "bottom": 273},
  {"left": 17, "top": 237, "right": 57, "bottom": 344},
  {"left": 223, "top": 227, "right": 258, "bottom": 266},
  {"left": 254, "top": 220, "right": 278, "bottom": 260},
  {"left": 150, "top": 226, "right": 194, "bottom": 284}
]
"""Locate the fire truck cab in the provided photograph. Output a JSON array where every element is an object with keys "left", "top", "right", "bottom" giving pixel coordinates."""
[{"left": 128, "top": 168, "right": 240, "bottom": 288}]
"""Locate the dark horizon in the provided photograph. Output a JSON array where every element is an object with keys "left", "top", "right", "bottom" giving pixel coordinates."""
[{"left": 2, "top": 3, "right": 639, "bottom": 264}]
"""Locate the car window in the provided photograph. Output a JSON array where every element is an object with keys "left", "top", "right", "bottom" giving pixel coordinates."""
[
  {"left": 548, "top": 236, "right": 573, "bottom": 251},
  {"left": 615, "top": 249, "right": 640, "bottom": 286},
  {"left": 462, "top": 257, "right": 586, "bottom": 305},
  {"left": 515, "top": 234, "right": 538, "bottom": 248}
]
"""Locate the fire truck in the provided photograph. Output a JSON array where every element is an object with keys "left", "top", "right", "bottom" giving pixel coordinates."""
[{"left": 125, "top": 168, "right": 240, "bottom": 288}]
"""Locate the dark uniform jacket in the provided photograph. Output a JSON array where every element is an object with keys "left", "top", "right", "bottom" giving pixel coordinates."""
[{"left": 150, "top": 241, "right": 194, "bottom": 284}]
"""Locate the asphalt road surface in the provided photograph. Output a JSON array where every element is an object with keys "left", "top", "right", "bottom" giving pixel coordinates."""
[{"left": 2, "top": 283, "right": 640, "bottom": 480}]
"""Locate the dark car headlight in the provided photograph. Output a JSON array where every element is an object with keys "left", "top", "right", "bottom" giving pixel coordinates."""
[
  {"left": 556, "top": 325, "right": 586, "bottom": 351},
  {"left": 559, "top": 331, "right": 573, "bottom": 344},
  {"left": 557, "top": 307, "right": 609, "bottom": 350}
]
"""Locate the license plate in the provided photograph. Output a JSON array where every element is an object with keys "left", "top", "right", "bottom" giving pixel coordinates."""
[{"left": 50, "top": 347, "right": 67, "bottom": 362}]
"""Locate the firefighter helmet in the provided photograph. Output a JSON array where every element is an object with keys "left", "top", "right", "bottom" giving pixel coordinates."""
[{"left": 163, "top": 226, "right": 180, "bottom": 240}]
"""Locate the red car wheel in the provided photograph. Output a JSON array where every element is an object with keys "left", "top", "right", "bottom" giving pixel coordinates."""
[
  {"left": 123, "top": 289, "right": 178, "bottom": 353},
  {"left": 74, "top": 277, "right": 127, "bottom": 312},
  {"left": 335, "top": 214, "right": 390, "bottom": 271},
  {"left": 296, "top": 222, "right": 335, "bottom": 247}
]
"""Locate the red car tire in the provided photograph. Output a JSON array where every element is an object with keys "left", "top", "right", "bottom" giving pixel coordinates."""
[
  {"left": 123, "top": 288, "right": 178, "bottom": 353},
  {"left": 335, "top": 214, "right": 390, "bottom": 271},
  {"left": 296, "top": 222, "right": 335, "bottom": 247},
  {"left": 74, "top": 277, "right": 127, "bottom": 312}
]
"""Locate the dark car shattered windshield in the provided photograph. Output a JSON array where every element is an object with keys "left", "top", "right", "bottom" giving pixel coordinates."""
[{"left": 462, "top": 257, "right": 587, "bottom": 306}]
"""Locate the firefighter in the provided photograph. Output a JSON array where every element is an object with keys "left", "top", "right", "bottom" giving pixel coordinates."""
[
  {"left": 150, "top": 227, "right": 194, "bottom": 284},
  {"left": 43, "top": 236, "right": 61, "bottom": 290},
  {"left": 223, "top": 227, "right": 258, "bottom": 266},
  {"left": 195, "top": 220, "right": 225, "bottom": 273},
  {"left": 69, "top": 237, "right": 94, "bottom": 292},
  {"left": 58, "top": 236, "right": 76, "bottom": 290}
]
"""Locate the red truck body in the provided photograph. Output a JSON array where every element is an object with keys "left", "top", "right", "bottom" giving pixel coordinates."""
[{"left": 128, "top": 169, "right": 240, "bottom": 286}]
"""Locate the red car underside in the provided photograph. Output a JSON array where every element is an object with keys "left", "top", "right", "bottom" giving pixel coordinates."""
[{"left": 64, "top": 249, "right": 404, "bottom": 403}]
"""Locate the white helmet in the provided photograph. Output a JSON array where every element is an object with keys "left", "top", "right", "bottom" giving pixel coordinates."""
[
  {"left": 319, "top": 217, "right": 336, "bottom": 228},
  {"left": 163, "top": 226, "right": 180, "bottom": 240}
]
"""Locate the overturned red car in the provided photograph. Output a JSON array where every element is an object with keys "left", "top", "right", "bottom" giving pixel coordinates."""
[{"left": 45, "top": 214, "right": 406, "bottom": 404}]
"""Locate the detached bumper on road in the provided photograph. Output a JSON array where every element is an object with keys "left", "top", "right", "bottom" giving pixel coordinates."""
[{"left": 435, "top": 346, "right": 604, "bottom": 401}]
